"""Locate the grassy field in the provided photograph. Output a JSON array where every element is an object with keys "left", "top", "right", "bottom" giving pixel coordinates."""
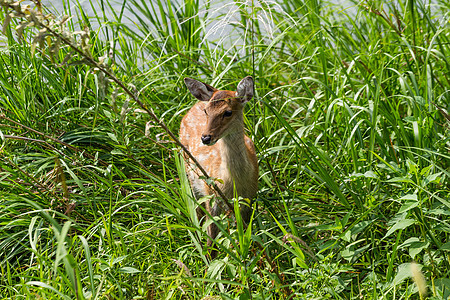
[{"left": 0, "top": 0, "right": 449, "bottom": 298}]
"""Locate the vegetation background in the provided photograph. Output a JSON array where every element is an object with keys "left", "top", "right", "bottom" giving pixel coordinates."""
[{"left": 0, "top": 0, "right": 449, "bottom": 298}]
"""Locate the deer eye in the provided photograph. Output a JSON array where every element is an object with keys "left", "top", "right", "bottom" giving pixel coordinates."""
[
  {"left": 203, "top": 109, "right": 208, "bottom": 115},
  {"left": 223, "top": 110, "right": 233, "bottom": 117}
]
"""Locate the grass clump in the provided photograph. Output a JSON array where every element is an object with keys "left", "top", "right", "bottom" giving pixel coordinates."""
[{"left": 0, "top": 0, "right": 449, "bottom": 298}]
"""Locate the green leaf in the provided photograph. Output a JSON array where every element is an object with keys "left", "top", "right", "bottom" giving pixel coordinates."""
[
  {"left": 398, "top": 201, "right": 419, "bottom": 214},
  {"left": 400, "top": 237, "right": 420, "bottom": 248},
  {"left": 341, "top": 244, "right": 370, "bottom": 262},
  {"left": 406, "top": 160, "right": 418, "bottom": 174},
  {"left": 440, "top": 241, "right": 450, "bottom": 251},
  {"left": 398, "top": 194, "right": 418, "bottom": 201},
  {"left": 391, "top": 263, "right": 413, "bottom": 286},
  {"left": 107, "top": 132, "right": 118, "bottom": 143},
  {"left": 408, "top": 241, "right": 429, "bottom": 259},
  {"left": 78, "top": 236, "right": 96, "bottom": 298},
  {"left": 26, "top": 281, "right": 71, "bottom": 300},
  {"left": 400, "top": 237, "right": 430, "bottom": 259},
  {"left": 119, "top": 267, "right": 141, "bottom": 274},
  {"left": 341, "top": 246, "right": 354, "bottom": 261},
  {"left": 363, "top": 170, "right": 378, "bottom": 178},
  {"left": 387, "top": 177, "right": 415, "bottom": 184},
  {"left": 423, "top": 172, "right": 442, "bottom": 186},
  {"left": 111, "top": 149, "right": 125, "bottom": 155},
  {"left": 435, "top": 278, "right": 450, "bottom": 299},
  {"left": 384, "top": 219, "right": 415, "bottom": 239},
  {"left": 350, "top": 220, "right": 374, "bottom": 236},
  {"left": 428, "top": 208, "right": 450, "bottom": 216}
]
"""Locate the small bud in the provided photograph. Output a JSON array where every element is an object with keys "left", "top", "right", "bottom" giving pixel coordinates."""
[
  {"left": 145, "top": 121, "right": 152, "bottom": 138},
  {"left": 2, "top": 13, "right": 12, "bottom": 35},
  {"left": 120, "top": 99, "right": 129, "bottom": 123}
]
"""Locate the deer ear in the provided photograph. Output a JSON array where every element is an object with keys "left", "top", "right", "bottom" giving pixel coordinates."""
[
  {"left": 184, "top": 78, "right": 216, "bottom": 102},
  {"left": 236, "top": 76, "right": 254, "bottom": 103}
]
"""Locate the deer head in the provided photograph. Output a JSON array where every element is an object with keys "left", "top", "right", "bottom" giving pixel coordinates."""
[{"left": 184, "top": 76, "right": 254, "bottom": 145}]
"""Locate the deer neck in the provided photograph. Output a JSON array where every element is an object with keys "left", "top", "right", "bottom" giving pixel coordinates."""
[
  {"left": 219, "top": 115, "right": 246, "bottom": 159},
  {"left": 218, "top": 117, "right": 253, "bottom": 182},
  {"left": 221, "top": 131, "right": 246, "bottom": 159},
  {"left": 217, "top": 124, "right": 256, "bottom": 199}
]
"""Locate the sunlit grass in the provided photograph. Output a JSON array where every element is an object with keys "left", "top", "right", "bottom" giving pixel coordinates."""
[{"left": 0, "top": 0, "right": 449, "bottom": 298}]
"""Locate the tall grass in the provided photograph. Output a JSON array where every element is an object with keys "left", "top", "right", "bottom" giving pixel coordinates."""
[{"left": 0, "top": 0, "right": 449, "bottom": 298}]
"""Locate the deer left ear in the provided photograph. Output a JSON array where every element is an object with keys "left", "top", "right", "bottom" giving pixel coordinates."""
[
  {"left": 184, "top": 78, "right": 217, "bottom": 102},
  {"left": 236, "top": 76, "right": 254, "bottom": 103}
]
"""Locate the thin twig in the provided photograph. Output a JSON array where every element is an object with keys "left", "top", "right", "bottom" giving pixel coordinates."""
[
  {"left": 0, "top": 156, "right": 52, "bottom": 194},
  {"left": 0, "top": 113, "right": 109, "bottom": 166},
  {"left": 33, "top": 12, "right": 234, "bottom": 213},
  {"left": 2, "top": 134, "right": 66, "bottom": 156},
  {"left": 2, "top": 134, "right": 46, "bottom": 143}
]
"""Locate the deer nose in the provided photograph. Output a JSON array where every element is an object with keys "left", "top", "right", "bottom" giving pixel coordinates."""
[{"left": 201, "top": 134, "right": 212, "bottom": 145}]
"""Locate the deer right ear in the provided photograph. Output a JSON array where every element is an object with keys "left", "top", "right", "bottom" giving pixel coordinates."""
[
  {"left": 184, "top": 78, "right": 216, "bottom": 102},
  {"left": 236, "top": 76, "right": 254, "bottom": 103}
]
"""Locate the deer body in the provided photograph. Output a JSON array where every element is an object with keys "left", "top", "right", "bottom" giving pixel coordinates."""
[{"left": 180, "top": 76, "right": 258, "bottom": 246}]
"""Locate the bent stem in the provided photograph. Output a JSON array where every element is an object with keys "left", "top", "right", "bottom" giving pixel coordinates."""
[
  {"left": 0, "top": 1, "right": 234, "bottom": 214},
  {"left": 0, "top": 2, "right": 293, "bottom": 293}
]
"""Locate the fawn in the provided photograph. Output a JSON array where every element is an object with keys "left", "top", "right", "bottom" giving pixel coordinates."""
[{"left": 180, "top": 76, "right": 258, "bottom": 252}]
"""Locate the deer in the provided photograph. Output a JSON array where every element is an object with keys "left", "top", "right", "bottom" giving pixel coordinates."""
[{"left": 180, "top": 76, "right": 258, "bottom": 256}]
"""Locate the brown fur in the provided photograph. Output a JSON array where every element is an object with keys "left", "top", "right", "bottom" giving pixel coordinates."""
[{"left": 180, "top": 78, "right": 258, "bottom": 254}]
